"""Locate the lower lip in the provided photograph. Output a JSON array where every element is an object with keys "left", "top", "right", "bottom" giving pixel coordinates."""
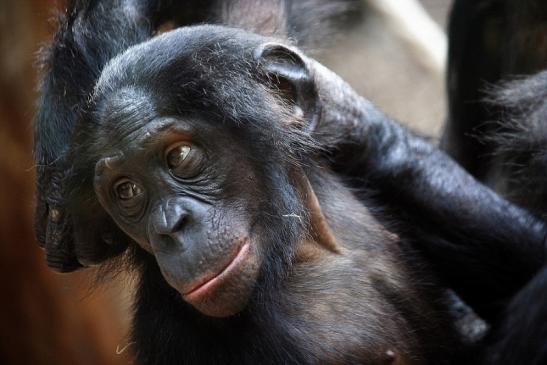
[{"left": 184, "top": 242, "right": 250, "bottom": 301}]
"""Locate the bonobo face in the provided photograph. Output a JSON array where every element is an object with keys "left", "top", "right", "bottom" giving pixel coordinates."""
[
  {"left": 93, "top": 115, "right": 262, "bottom": 317},
  {"left": 84, "top": 25, "right": 319, "bottom": 317}
]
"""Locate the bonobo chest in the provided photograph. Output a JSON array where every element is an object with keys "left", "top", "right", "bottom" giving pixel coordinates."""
[
  {"left": 133, "top": 229, "right": 454, "bottom": 365},
  {"left": 272, "top": 254, "right": 418, "bottom": 365}
]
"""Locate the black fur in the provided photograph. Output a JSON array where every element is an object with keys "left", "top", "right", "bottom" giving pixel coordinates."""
[
  {"left": 422, "top": 0, "right": 547, "bottom": 362},
  {"left": 34, "top": 1, "right": 547, "bottom": 364},
  {"left": 442, "top": 0, "right": 547, "bottom": 181},
  {"left": 484, "top": 71, "right": 547, "bottom": 217},
  {"left": 318, "top": 56, "right": 547, "bottom": 364}
]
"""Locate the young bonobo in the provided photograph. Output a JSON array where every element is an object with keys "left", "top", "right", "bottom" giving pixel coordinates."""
[
  {"left": 35, "top": 1, "right": 460, "bottom": 364},
  {"left": 34, "top": 1, "right": 547, "bottom": 364},
  {"left": 66, "top": 26, "right": 463, "bottom": 364}
]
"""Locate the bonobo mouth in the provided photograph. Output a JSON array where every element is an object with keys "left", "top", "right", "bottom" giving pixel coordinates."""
[{"left": 183, "top": 241, "right": 250, "bottom": 303}]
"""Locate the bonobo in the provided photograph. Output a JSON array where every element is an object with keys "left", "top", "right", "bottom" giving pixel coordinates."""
[
  {"left": 34, "top": 0, "right": 462, "bottom": 364},
  {"left": 34, "top": 0, "right": 361, "bottom": 271},
  {"left": 33, "top": 1, "right": 547, "bottom": 364},
  {"left": 58, "top": 25, "right": 467, "bottom": 364}
]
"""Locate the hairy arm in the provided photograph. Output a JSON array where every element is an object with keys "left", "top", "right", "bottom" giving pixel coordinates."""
[{"left": 310, "top": 61, "right": 547, "bottom": 320}]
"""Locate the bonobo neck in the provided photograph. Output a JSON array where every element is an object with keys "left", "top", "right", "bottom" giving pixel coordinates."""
[{"left": 302, "top": 165, "right": 393, "bottom": 254}]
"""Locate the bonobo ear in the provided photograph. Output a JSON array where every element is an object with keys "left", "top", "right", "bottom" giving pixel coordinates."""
[{"left": 254, "top": 43, "right": 320, "bottom": 131}]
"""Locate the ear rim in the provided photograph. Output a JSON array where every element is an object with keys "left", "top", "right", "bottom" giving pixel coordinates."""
[{"left": 254, "top": 42, "right": 321, "bottom": 132}]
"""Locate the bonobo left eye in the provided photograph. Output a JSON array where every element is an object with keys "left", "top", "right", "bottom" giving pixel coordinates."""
[
  {"left": 166, "top": 143, "right": 191, "bottom": 168},
  {"left": 165, "top": 142, "right": 203, "bottom": 179}
]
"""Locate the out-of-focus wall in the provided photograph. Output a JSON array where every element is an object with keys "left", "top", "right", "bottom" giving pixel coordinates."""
[
  {"left": 0, "top": 1, "right": 450, "bottom": 364},
  {"left": 321, "top": 0, "right": 451, "bottom": 136}
]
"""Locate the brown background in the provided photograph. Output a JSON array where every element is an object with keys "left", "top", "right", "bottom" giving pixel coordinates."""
[{"left": 0, "top": 1, "right": 450, "bottom": 364}]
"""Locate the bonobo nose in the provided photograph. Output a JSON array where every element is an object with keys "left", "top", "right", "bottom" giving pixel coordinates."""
[
  {"left": 147, "top": 196, "right": 210, "bottom": 256},
  {"left": 152, "top": 201, "right": 187, "bottom": 234}
]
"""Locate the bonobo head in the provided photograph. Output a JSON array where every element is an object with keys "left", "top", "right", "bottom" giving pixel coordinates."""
[{"left": 65, "top": 25, "right": 334, "bottom": 317}]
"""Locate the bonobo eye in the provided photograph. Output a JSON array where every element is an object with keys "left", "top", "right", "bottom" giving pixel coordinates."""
[
  {"left": 115, "top": 179, "right": 143, "bottom": 201},
  {"left": 165, "top": 142, "right": 203, "bottom": 179},
  {"left": 166, "top": 143, "right": 191, "bottom": 168}
]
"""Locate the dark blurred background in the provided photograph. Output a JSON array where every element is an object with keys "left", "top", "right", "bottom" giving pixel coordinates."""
[{"left": 0, "top": 1, "right": 449, "bottom": 364}]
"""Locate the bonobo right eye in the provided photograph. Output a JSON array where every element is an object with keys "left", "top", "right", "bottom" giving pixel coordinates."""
[
  {"left": 115, "top": 179, "right": 143, "bottom": 201},
  {"left": 111, "top": 178, "right": 147, "bottom": 222}
]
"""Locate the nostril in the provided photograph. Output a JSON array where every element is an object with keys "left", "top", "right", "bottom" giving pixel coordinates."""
[
  {"left": 149, "top": 201, "right": 191, "bottom": 254},
  {"left": 150, "top": 216, "right": 188, "bottom": 253},
  {"left": 159, "top": 235, "right": 179, "bottom": 251},
  {"left": 152, "top": 206, "right": 189, "bottom": 236},
  {"left": 171, "top": 214, "right": 188, "bottom": 234}
]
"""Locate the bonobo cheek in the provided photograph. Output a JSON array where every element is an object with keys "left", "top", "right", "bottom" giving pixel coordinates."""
[{"left": 184, "top": 242, "right": 261, "bottom": 317}]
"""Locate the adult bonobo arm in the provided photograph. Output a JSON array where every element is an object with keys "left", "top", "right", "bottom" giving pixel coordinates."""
[{"left": 307, "top": 61, "right": 547, "bottom": 321}]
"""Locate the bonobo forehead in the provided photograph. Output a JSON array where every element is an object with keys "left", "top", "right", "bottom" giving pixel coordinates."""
[
  {"left": 89, "top": 24, "right": 313, "bottom": 160},
  {"left": 95, "top": 87, "right": 157, "bottom": 145},
  {"left": 95, "top": 25, "right": 267, "bottom": 98}
]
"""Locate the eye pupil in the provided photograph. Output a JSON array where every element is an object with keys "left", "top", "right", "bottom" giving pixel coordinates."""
[
  {"left": 117, "top": 181, "right": 141, "bottom": 200},
  {"left": 167, "top": 144, "right": 191, "bottom": 168}
]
